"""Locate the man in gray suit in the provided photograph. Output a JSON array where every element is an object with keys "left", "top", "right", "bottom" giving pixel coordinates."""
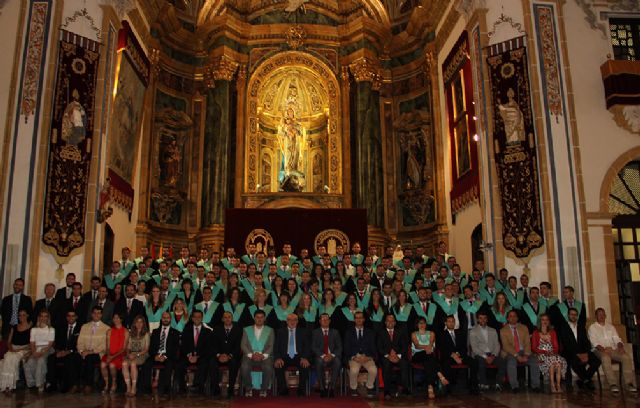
[
  {"left": 86, "top": 286, "right": 114, "bottom": 325},
  {"left": 468, "top": 310, "right": 505, "bottom": 391},
  {"left": 311, "top": 313, "right": 342, "bottom": 398},
  {"left": 240, "top": 309, "right": 275, "bottom": 397}
]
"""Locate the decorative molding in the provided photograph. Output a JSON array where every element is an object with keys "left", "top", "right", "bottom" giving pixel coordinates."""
[
  {"left": 611, "top": 104, "right": 640, "bottom": 134},
  {"left": 61, "top": 7, "right": 101, "bottom": 41},
  {"left": 206, "top": 55, "right": 239, "bottom": 85},
  {"left": 534, "top": 5, "right": 563, "bottom": 117},
  {"left": 574, "top": 0, "right": 640, "bottom": 37},
  {"left": 487, "top": 9, "right": 525, "bottom": 39},
  {"left": 101, "top": 0, "right": 136, "bottom": 20},
  {"left": 455, "top": 0, "right": 487, "bottom": 22},
  {"left": 285, "top": 25, "right": 306, "bottom": 49},
  {"left": 20, "top": 1, "right": 50, "bottom": 124},
  {"left": 349, "top": 57, "right": 382, "bottom": 89}
]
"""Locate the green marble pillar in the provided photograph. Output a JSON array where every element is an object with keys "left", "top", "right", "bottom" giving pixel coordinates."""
[
  {"left": 202, "top": 82, "right": 233, "bottom": 227},
  {"left": 352, "top": 81, "right": 384, "bottom": 227}
]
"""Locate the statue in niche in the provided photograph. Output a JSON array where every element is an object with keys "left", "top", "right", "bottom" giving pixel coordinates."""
[
  {"left": 277, "top": 84, "right": 306, "bottom": 192},
  {"left": 61, "top": 89, "right": 87, "bottom": 146},
  {"left": 498, "top": 88, "right": 526, "bottom": 144},
  {"left": 160, "top": 136, "right": 182, "bottom": 188},
  {"left": 261, "top": 153, "right": 272, "bottom": 191}
]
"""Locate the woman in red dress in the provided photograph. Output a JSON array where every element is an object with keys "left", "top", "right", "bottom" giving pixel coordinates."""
[{"left": 100, "top": 313, "right": 129, "bottom": 394}]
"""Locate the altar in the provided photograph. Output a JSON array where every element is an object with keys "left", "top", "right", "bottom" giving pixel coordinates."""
[{"left": 224, "top": 208, "right": 368, "bottom": 256}]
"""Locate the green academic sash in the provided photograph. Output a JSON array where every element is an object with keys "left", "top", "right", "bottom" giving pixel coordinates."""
[
  {"left": 170, "top": 313, "right": 188, "bottom": 332},
  {"left": 245, "top": 326, "right": 272, "bottom": 352},
  {"left": 335, "top": 292, "right": 347, "bottom": 306},
  {"left": 104, "top": 273, "right": 123, "bottom": 290},
  {"left": 356, "top": 292, "right": 370, "bottom": 310},
  {"left": 309, "top": 292, "right": 322, "bottom": 309},
  {"left": 411, "top": 331, "right": 432, "bottom": 354},
  {"left": 223, "top": 302, "right": 246, "bottom": 322},
  {"left": 504, "top": 289, "right": 524, "bottom": 310},
  {"left": 303, "top": 306, "right": 317, "bottom": 323},
  {"left": 351, "top": 254, "right": 364, "bottom": 266},
  {"left": 121, "top": 261, "right": 135, "bottom": 276},
  {"left": 241, "top": 279, "right": 258, "bottom": 300},
  {"left": 522, "top": 302, "right": 546, "bottom": 327},
  {"left": 557, "top": 300, "right": 583, "bottom": 322},
  {"left": 341, "top": 307, "right": 358, "bottom": 322},
  {"left": 492, "top": 307, "right": 511, "bottom": 325},
  {"left": 319, "top": 304, "right": 337, "bottom": 317},
  {"left": 274, "top": 304, "right": 295, "bottom": 321},
  {"left": 177, "top": 292, "right": 196, "bottom": 313},
  {"left": 479, "top": 288, "right": 498, "bottom": 305},
  {"left": 248, "top": 304, "right": 273, "bottom": 318},
  {"left": 413, "top": 302, "right": 437, "bottom": 325},
  {"left": 459, "top": 299, "right": 483, "bottom": 315},
  {"left": 368, "top": 306, "right": 385, "bottom": 322},
  {"left": 394, "top": 304, "right": 412, "bottom": 322},
  {"left": 437, "top": 297, "right": 459, "bottom": 316},
  {"left": 409, "top": 291, "right": 419, "bottom": 303},
  {"left": 540, "top": 297, "right": 558, "bottom": 308},
  {"left": 146, "top": 302, "right": 168, "bottom": 324},
  {"left": 196, "top": 301, "right": 220, "bottom": 322}
]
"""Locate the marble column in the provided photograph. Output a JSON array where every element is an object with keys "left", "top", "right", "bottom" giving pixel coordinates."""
[{"left": 350, "top": 58, "right": 384, "bottom": 227}]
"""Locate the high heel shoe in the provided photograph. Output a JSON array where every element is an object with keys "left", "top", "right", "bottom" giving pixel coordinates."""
[{"left": 428, "top": 385, "right": 435, "bottom": 399}]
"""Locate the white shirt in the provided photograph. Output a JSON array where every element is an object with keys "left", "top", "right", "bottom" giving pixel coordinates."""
[
  {"left": 588, "top": 322, "right": 622, "bottom": 349},
  {"left": 479, "top": 325, "right": 490, "bottom": 354},
  {"left": 569, "top": 322, "right": 578, "bottom": 341},
  {"left": 30, "top": 326, "right": 55, "bottom": 348},
  {"left": 247, "top": 325, "right": 269, "bottom": 359},
  {"left": 444, "top": 298, "right": 460, "bottom": 329}
]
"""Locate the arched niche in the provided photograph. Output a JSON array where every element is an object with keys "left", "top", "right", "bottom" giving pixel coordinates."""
[{"left": 244, "top": 51, "right": 341, "bottom": 202}]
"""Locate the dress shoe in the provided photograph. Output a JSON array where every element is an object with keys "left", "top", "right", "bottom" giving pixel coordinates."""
[
  {"left": 511, "top": 387, "right": 519, "bottom": 394},
  {"left": 350, "top": 388, "right": 359, "bottom": 397},
  {"left": 259, "top": 390, "right": 267, "bottom": 398},
  {"left": 320, "top": 389, "right": 327, "bottom": 398},
  {"left": 585, "top": 380, "right": 595, "bottom": 391},
  {"left": 366, "top": 387, "right": 376, "bottom": 397},
  {"left": 531, "top": 387, "right": 541, "bottom": 393},
  {"left": 328, "top": 388, "right": 335, "bottom": 398}
]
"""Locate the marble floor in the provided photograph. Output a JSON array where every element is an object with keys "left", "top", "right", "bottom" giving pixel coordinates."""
[{"left": 0, "top": 389, "right": 639, "bottom": 408}]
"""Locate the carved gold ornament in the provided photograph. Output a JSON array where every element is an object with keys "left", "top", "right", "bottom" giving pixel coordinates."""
[
  {"left": 286, "top": 25, "right": 306, "bottom": 49},
  {"left": 314, "top": 229, "right": 350, "bottom": 257},
  {"left": 245, "top": 228, "right": 275, "bottom": 255}
]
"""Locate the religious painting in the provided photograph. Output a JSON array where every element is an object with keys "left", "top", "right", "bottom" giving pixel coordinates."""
[{"left": 443, "top": 31, "right": 480, "bottom": 215}]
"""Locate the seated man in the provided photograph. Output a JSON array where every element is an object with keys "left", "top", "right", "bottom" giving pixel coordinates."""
[
  {"left": 211, "top": 311, "right": 242, "bottom": 397},
  {"left": 311, "top": 313, "right": 342, "bottom": 398},
  {"left": 588, "top": 308, "right": 634, "bottom": 393},
  {"left": 47, "top": 309, "right": 82, "bottom": 392},
  {"left": 469, "top": 311, "right": 505, "bottom": 391},
  {"left": 438, "top": 315, "right": 479, "bottom": 394},
  {"left": 274, "top": 313, "right": 310, "bottom": 396},
  {"left": 559, "top": 307, "right": 600, "bottom": 390},
  {"left": 499, "top": 310, "right": 540, "bottom": 393},
  {"left": 344, "top": 311, "right": 377, "bottom": 397},
  {"left": 240, "top": 310, "right": 275, "bottom": 397},
  {"left": 76, "top": 306, "right": 109, "bottom": 393},
  {"left": 376, "top": 314, "right": 410, "bottom": 398},
  {"left": 146, "top": 312, "right": 180, "bottom": 396},
  {"left": 175, "top": 310, "right": 213, "bottom": 394}
]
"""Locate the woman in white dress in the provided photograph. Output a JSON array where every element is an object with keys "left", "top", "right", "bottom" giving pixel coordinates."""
[
  {"left": 0, "top": 310, "right": 32, "bottom": 393},
  {"left": 24, "top": 310, "right": 55, "bottom": 392}
]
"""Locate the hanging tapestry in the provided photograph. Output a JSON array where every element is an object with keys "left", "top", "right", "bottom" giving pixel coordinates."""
[
  {"left": 42, "top": 30, "right": 100, "bottom": 257},
  {"left": 107, "top": 21, "right": 149, "bottom": 212},
  {"left": 487, "top": 37, "right": 544, "bottom": 258},
  {"left": 443, "top": 32, "right": 479, "bottom": 216}
]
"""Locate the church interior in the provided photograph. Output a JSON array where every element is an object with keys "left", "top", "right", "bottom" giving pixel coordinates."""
[{"left": 1, "top": 0, "right": 640, "bottom": 406}]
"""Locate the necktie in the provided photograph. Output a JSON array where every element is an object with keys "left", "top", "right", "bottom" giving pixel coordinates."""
[
  {"left": 288, "top": 329, "right": 296, "bottom": 358},
  {"left": 225, "top": 328, "right": 230, "bottom": 336},
  {"left": 10, "top": 295, "right": 18, "bottom": 325},
  {"left": 127, "top": 299, "right": 132, "bottom": 312},
  {"left": 46, "top": 299, "right": 51, "bottom": 309},
  {"left": 422, "top": 302, "right": 427, "bottom": 313},
  {"left": 450, "top": 330, "right": 456, "bottom": 346},
  {"left": 357, "top": 329, "right": 362, "bottom": 340},
  {"left": 73, "top": 297, "right": 78, "bottom": 310},
  {"left": 204, "top": 302, "right": 209, "bottom": 314},
  {"left": 568, "top": 300, "right": 574, "bottom": 308},
  {"left": 93, "top": 291, "right": 97, "bottom": 301},
  {"left": 323, "top": 330, "right": 329, "bottom": 354},
  {"left": 512, "top": 327, "right": 520, "bottom": 352},
  {"left": 194, "top": 327, "right": 200, "bottom": 346},
  {"left": 389, "top": 329, "right": 394, "bottom": 341},
  {"left": 67, "top": 325, "right": 73, "bottom": 342},
  {"left": 159, "top": 327, "right": 167, "bottom": 353}
]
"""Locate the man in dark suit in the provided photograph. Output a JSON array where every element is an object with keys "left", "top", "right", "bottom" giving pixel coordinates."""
[
  {"left": 64, "top": 282, "right": 89, "bottom": 325},
  {"left": 1, "top": 278, "right": 33, "bottom": 338},
  {"left": 210, "top": 311, "right": 242, "bottom": 397},
  {"left": 46, "top": 309, "right": 82, "bottom": 392},
  {"left": 81, "top": 276, "right": 102, "bottom": 308},
  {"left": 54, "top": 273, "right": 75, "bottom": 302},
  {"left": 174, "top": 310, "right": 213, "bottom": 394},
  {"left": 311, "top": 313, "right": 342, "bottom": 398},
  {"left": 434, "top": 284, "right": 467, "bottom": 332},
  {"left": 114, "top": 284, "right": 145, "bottom": 328},
  {"left": 559, "top": 307, "right": 600, "bottom": 390},
  {"left": 377, "top": 314, "right": 410, "bottom": 398},
  {"left": 274, "top": 313, "right": 310, "bottom": 396},
  {"left": 438, "top": 315, "right": 479, "bottom": 394},
  {"left": 87, "top": 286, "right": 115, "bottom": 325},
  {"left": 343, "top": 311, "right": 377, "bottom": 396},
  {"left": 34, "top": 283, "right": 63, "bottom": 329},
  {"left": 146, "top": 312, "right": 180, "bottom": 396}
]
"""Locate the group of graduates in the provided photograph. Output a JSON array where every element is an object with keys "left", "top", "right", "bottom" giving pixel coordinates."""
[{"left": 0, "top": 241, "right": 636, "bottom": 399}]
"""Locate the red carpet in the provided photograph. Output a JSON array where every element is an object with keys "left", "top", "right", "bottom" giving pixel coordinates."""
[{"left": 231, "top": 396, "right": 370, "bottom": 408}]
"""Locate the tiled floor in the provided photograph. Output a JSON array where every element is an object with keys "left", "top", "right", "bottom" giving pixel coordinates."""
[{"left": 1, "top": 389, "right": 639, "bottom": 408}]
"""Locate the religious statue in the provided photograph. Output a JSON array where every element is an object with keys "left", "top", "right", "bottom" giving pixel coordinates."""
[
  {"left": 277, "top": 84, "right": 307, "bottom": 192},
  {"left": 285, "top": 0, "right": 308, "bottom": 14},
  {"left": 161, "top": 137, "right": 182, "bottom": 188},
  {"left": 402, "top": 130, "right": 422, "bottom": 189},
  {"left": 498, "top": 88, "right": 526, "bottom": 144},
  {"left": 61, "top": 89, "right": 86, "bottom": 146}
]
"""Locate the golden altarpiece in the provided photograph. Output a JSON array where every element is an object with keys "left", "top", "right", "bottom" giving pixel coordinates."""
[{"left": 131, "top": 0, "right": 450, "bottom": 255}]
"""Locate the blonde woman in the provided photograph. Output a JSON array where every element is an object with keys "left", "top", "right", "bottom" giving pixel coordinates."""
[
  {"left": 0, "top": 310, "right": 32, "bottom": 393},
  {"left": 170, "top": 298, "right": 189, "bottom": 332},
  {"left": 25, "top": 310, "right": 55, "bottom": 392},
  {"left": 122, "top": 315, "right": 149, "bottom": 397}
]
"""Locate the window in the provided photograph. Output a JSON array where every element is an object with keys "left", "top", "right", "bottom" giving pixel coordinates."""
[{"left": 609, "top": 18, "right": 640, "bottom": 61}]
